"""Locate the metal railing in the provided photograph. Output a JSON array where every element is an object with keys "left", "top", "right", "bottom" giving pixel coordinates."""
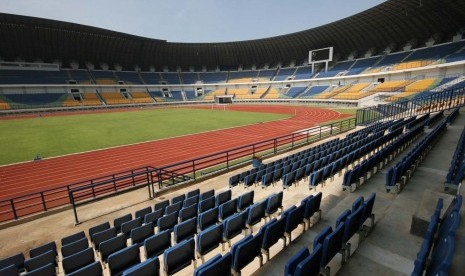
[
  {"left": 0, "top": 117, "right": 356, "bottom": 224},
  {"left": 356, "top": 86, "right": 465, "bottom": 125}
]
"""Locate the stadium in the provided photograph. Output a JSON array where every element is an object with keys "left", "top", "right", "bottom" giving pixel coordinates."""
[{"left": 0, "top": 0, "right": 464, "bottom": 275}]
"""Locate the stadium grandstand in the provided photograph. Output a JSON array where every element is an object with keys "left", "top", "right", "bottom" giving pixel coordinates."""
[{"left": 0, "top": 0, "right": 465, "bottom": 275}]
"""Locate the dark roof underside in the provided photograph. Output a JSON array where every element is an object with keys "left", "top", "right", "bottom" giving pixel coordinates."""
[{"left": 0, "top": 0, "right": 464, "bottom": 71}]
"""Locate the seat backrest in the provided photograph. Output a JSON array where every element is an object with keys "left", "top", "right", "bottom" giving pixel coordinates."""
[
  {"left": 199, "top": 196, "right": 216, "bottom": 214},
  {"left": 232, "top": 231, "right": 264, "bottom": 272},
  {"left": 165, "top": 201, "right": 183, "bottom": 215},
  {"left": 295, "top": 241, "right": 323, "bottom": 276},
  {"left": 426, "top": 235, "right": 455, "bottom": 276},
  {"left": 186, "top": 189, "right": 200, "bottom": 199},
  {"left": 262, "top": 217, "right": 286, "bottom": 250},
  {"left": 184, "top": 195, "right": 199, "bottom": 208},
  {"left": 247, "top": 200, "right": 267, "bottom": 226},
  {"left": 362, "top": 192, "right": 376, "bottom": 223},
  {"left": 216, "top": 190, "right": 232, "bottom": 207},
  {"left": 336, "top": 209, "right": 351, "bottom": 227},
  {"left": 144, "top": 229, "right": 172, "bottom": 259},
  {"left": 23, "top": 262, "right": 55, "bottom": 276},
  {"left": 144, "top": 209, "right": 163, "bottom": 225},
  {"left": 171, "top": 194, "right": 185, "bottom": 205},
  {"left": 113, "top": 214, "right": 133, "bottom": 233},
  {"left": 352, "top": 196, "right": 364, "bottom": 213},
  {"left": 284, "top": 247, "right": 310, "bottom": 276},
  {"left": 223, "top": 212, "right": 247, "bottom": 240},
  {"left": 135, "top": 206, "right": 152, "bottom": 220},
  {"left": 66, "top": 261, "right": 102, "bottom": 276},
  {"left": 321, "top": 222, "right": 345, "bottom": 267},
  {"left": 131, "top": 222, "right": 154, "bottom": 245},
  {"left": 197, "top": 224, "right": 223, "bottom": 256},
  {"left": 122, "top": 257, "right": 160, "bottom": 276},
  {"left": 62, "top": 247, "right": 95, "bottom": 274},
  {"left": 100, "top": 234, "right": 127, "bottom": 263},
  {"left": 61, "top": 237, "right": 89, "bottom": 258},
  {"left": 200, "top": 189, "right": 215, "bottom": 201},
  {"left": 158, "top": 211, "right": 179, "bottom": 232},
  {"left": 108, "top": 244, "right": 141, "bottom": 276},
  {"left": 179, "top": 203, "right": 198, "bottom": 222},
  {"left": 193, "top": 253, "right": 232, "bottom": 276},
  {"left": 93, "top": 227, "right": 117, "bottom": 249},
  {"left": 24, "top": 250, "right": 56, "bottom": 272},
  {"left": 121, "top": 218, "right": 143, "bottom": 238},
  {"left": 0, "top": 265, "right": 18, "bottom": 276},
  {"left": 29, "top": 241, "right": 56, "bottom": 258},
  {"left": 304, "top": 192, "right": 321, "bottom": 220},
  {"left": 285, "top": 203, "right": 306, "bottom": 234},
  {"left": 198, "top": 207, "right": 219, "bottom": 231},
  {"left": 88, "top": 222, "right": 110, "bottom": 243},
  {"left": 313, "top": 226, "right": 332, "bottom": 249},
  {"left": 154, "top": 200, "right": 169, "bottom": 213},
  {"left": 163, "top": 238, "right": 195, "bottom": 275},
  {"left": 61, "top": 231, "right": 86, "bottom": 247},
  {"left": 174, "top": 217, "right": 197, "bottom": 243},
  {"left": 0, "top": 252, "right": 25, "bottom": 271},
  {"left": 219, "top": 199, "right": 237, "bottom": 220},
  {"left": 238, "top": 191, "right": 254, "bottom": 211},
  {"left": 343, "top": 205, "right": 364, "bottom": 243}
]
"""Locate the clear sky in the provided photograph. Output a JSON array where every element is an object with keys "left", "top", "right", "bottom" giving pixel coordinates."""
[{"left": 0, "top": 0, "right": 386, "bottom": 43}]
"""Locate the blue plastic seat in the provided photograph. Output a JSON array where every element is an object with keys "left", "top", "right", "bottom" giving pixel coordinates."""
[
  {"left": 163, "top": 238, "right": 196, "bottom": 276},
  {"left": 144, "top": 229, "right": 171, "bottom": 259},
  {"left": 122, "top": 257, "right": 159, "bottom": 276},
  {"left": 62, "top": 247, "right": 95, "bottom": 275},
  {"left": 174, "top": 217, "right": 197, "bottom": 243},
  {"left": 294, "top": 243, "right": 323, "bottom": 276},
  {"left": 193, "top": 253, "right": 232, "bottom": 276},
  {"left": 100, "top": 235, "right": 127, "bottom": 263},
  {"left": 196, "top": 224, "right": 224, "bottom": 262},
  {"left": 108, "top": 244, "right": 140, "bottom": 276},
  {"left": 284, "top": 247, "right": 310, "bottom": 276}
]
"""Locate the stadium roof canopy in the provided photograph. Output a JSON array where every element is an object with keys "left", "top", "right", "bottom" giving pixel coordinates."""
[{"left": 0, "top": 0, "right": 464, "bottom": 71}]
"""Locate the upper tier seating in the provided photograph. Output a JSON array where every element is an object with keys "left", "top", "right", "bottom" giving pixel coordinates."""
[
  {"left": 274, "top": 68, "right": 297, "bottom": 81},
  {"left": 67, "top": 69, "right": 93, "bottom": 83},
  {"left": 140, "top": 72, "right": 162, "bottom": 85},
  {"left": 181, "top": 73, "right": 199, "bottom": 84},
  {"left": 161, "top": 72, "right": 181, "bottom": 84},
  {"left": 257, "top": 69, "right": 277, "bottom": 81},
  {"left": 346, "top": 56, "right": 380, "bottom": 75},
  {"left": 91, "top": 70, "right": 117, "bottom": 84},
  {"left": 198, "top": 72, "right": 228, "bottom": 84},
  {"left": 229, "top": 70, "right": 259, "bottom": 83},
  {"left": 115, "top": 71, "right": 143, "bottom": 84},
  {"left": 294, "top": 66, "right": 313, "bottom": 80},
  {"left": 0, "top": 70, "right": 69, "bottom": 84}
]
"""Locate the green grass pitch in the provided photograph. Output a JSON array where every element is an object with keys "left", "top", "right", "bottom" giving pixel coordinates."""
[{"left": 0, "top": 108, "right": 289, "bottom": 165}]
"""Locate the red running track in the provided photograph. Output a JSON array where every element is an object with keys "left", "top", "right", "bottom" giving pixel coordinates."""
[{"left": 0, "top": 105, "right": 350, "bottom": 201}]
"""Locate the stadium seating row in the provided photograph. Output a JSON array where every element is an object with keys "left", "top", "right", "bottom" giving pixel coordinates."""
[
  {"left": 411, "top": 195, "right": 462, "bottom": 275},
  {"left": 445, "top": 125, "right": 465, "bottom": 190},
  {"left": 285, "top": 193, "right": 376, "bottom": 276},
  {"left": 386, "top": 118, "right": 448, "bottom": 193}
]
